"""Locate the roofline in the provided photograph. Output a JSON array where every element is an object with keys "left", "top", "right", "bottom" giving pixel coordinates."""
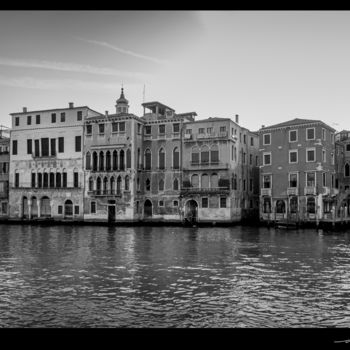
[
  {"left": 259, "top": 120, "right": 337, "bottom": 133},
  {"left": 10, "top": 106, "right": 103, "bottom": 116},
  {"left": 176, "top": 112, "right": 197, "bottom": 117},
  {"left": 142, "top": 101, "right": 175, "bottom": 111}
]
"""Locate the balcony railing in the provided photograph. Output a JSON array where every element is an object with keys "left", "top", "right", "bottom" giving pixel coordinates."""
[
  {"left": 88, "top": 190, "right": 122, "bottom": 197},
  {"left": 287, "top": 187, "right": 298, "bottom": 196},
  {"left": 261, "top": 188, "right": 271, "bottom": 196},
  {"left": 304, "top": 186, "right": 316, "bottom": 195},
  {"left": 180, "top": 187, "right": 230, "bottom": 195},
  {"left": 187, "top": 161, "right": 228, "bottom": 169}
]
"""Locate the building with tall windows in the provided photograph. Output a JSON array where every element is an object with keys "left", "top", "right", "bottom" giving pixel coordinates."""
[
  {"left": 8, "top": 103, "right": 101, "bottom": 220},
  {"left": 259, "top": 118, "right": 337, "bottom": 224},
  {"left": 0, "top": 126, "right": 10, "bottom": 219},
  {"left": 181, "top": 115, "right": 259, "bottom": 224}
]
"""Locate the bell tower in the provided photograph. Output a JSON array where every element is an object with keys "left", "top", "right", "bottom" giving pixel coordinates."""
[{"left": 115, "top": 87, "right": 129, "bottom": 114}]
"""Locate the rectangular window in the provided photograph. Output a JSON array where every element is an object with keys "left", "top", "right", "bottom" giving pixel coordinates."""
[
  {"left": 250, "top": 154, "right": 252, "bottom": 165},
  {"left": 58, "top": 137, "right": 64, "bottom": 153},
  {"left": 15, "top": 117, "right": 19, "bottom": 126},
  {"left": 250, "top": 137, "right": 254, "bottom": 146},
  {"left": 289, "top": 173, "right": 298, "bottom": 187},
  {"left": 322, "top": 149, "right": 326, "bottom": 162},
  {"left": 75, "top": 136, "right": 81, "bottom": 152},
  {"left": 249, "top": 178, "right": 253, "bottom": 192},
  {"left": 173, "top": 200, "right": 179, "bottom": 207},
  {"left": 243, "top": 179, "right": 246, "bottom": 191},
  {"left": 289, "top": 130, "right": 297, "bottom": 142},
  {"left": 86, "top": 125, "right": 92, "bottom": 135},
  {"left": 186, "top": 129, "right": 192, "bottom": 134},
  {"left": 137, "top": 124, "right": 142, "bottom": 134},
  {"left": 306, "top": 148, "right": 315, "bottom": 162},
  {"left": 36, "top": 115, "right": 40, "bottom": 124},
  {"left": 243, "top": 152, "right": 246, "bottom": 164},
  {"left": 220, "top": 126, "right": 226, "bottom": 132},
  {"left": 243, "top": 134, "right": 246, "bottom": 144},
  {"left": 306, "top": 128, "right": 315, "bottom": 140},
  {"left": 322, "top": 172, "right": 326, "bottom": 187},
  {"left": 331, "top": 133, "right": 334, "bottom": 144},
  {"left": 346, "top": 144, "right": 350, "bottom": 152},
  {"left": 331, "top": 152, "right": 334, "bottom": 165},
  {"left": 91, "top": 202, "right": 96, "bottom": 214},
  {"left": 51, "top": 113, "right": 56, "bottom": 123},
  {"left": 263, "top": 175, "right": 271, "bottom": 188},
  {"left": 173, "top": 123, "right": 180, "bottom": 133},
  {"left": 58, "top": 205, "right": 63, "bottom": 214},
  {"left": 202, "top": 197, "right": 209, "bottom": 208},
  {"left": 263, "top": 133, "right": 271, "bottom": 145},
  {"left": 27, "top": 115, "right": 31, "bottom": 125},
  {"left": 263, "top": 152, "right": 271, "bottom": 165},
  {"left": 41, "top": 138, "right": 49, "bottom": 157},
  {"left": 306, "top": 172, "right": 316, "bottom": 187},
  {"left": 159, "top": 125, "right": 165, "bottom": 134},
  {"left": 159, "top": 200, "right": 164, "bottom": 207},
  {"left": 31, "top": 173, "right": 36, "bottom": 188},
  {"left": 27, "top": 139, "right": 32, "bottom": 154},
  {"left": 119, "top": 122, "right": 125, "bottom": 132},
  {"left": 51, "top": 139, "right": 56, "bottom": 156},
  {"left": 99, "top": 124, "right": 104, "bottom": 134},
  {"left": 112, "top": 122, "right": 118, "bottom": 132},
  {"left": 199, "top": 128, "right": 205, "bottom": 134},
  {"left": 207, "top": 127, "right": 213, "bottom": 134},
  {"left": 211, "top": 149, "right": 219, "bottom": 163},
  {"left": 15, "top": 173, "right": 19, "bottom": 188},
  {"left": 74, "top": 172, "right": 79, "bottom": 188},
  {"left": 322, "top": 128, "right": 326, "bottom": 141},
  {"left": 289, "top": 150, "right": 298, "bottom": 163},
  {"left": 145, "top": 125, "right": 152, "bottom": 134},
  {"left": 34, "top": 140, "right": 40, "bottom": 157},
  {"left": 12, "top": 140, "right": 17, "bottom": 155},
  {"left": 77, "top": 111, "right": 83, "bottom": 121},
  {"left": 74, "top": 205, "right": 79, "bottom": 215},
  {"left": 220, "top": 197, "right": 227, "bottom": 208},
  {"left": 60, "top": 112, "right": 65, "bottom": 122},
  {"left": 62, "top": 172, "right": 67, "bottom": 188}
]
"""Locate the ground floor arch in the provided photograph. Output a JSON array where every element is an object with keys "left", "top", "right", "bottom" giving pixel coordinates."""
[
  {"left": 185, "top": 199, "right": 198, "bottom": 224},
  {"left": 144, "top": 199, "right": 153, "bottom": 218}
]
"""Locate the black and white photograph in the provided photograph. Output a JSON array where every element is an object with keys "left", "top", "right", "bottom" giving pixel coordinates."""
[{"left": 0, "top": 10, "right": 350, "bottom": 339}]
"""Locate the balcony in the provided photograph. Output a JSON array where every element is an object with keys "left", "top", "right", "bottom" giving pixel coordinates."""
[
  {"left": 88, "top": 190, "right": 122, "bottom": 197},
  {"left": 31, "top": 153, "right": 57, "bottom": 160},
  {"left": 180, "top": 187, "right": 230, "bottom": 196},
  {"left": 260, "top": 188, "right": 271, "bottom": 196},
  {"left": 186, "top": 161, "right": 229, "bottom": 170},
  {"left": 184, "top": 134, "right": 192, "bottom": 140},
  {"left": 304, "top": 186, "right": 316, "bottom": 195},
  {"left": 287, "top": 187, "right": 298, "bottom": 196}
]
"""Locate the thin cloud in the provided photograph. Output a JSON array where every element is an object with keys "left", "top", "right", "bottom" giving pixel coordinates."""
[
  {"left": 0, "top": 75, "right": 136, "bottom": 91},
  {"left": 76, "top": 37, "right": 171, "bottom": 65},
  {"left": 0, "top": 57, "right": 150, "bottom": 81}
]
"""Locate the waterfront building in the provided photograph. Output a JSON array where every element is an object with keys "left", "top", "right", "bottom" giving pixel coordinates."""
[
  {"left": 0, "top": 126, "right": 10, "bottom": 219},
  {"left": 181, "top": 115, "right": 259, "bottom": 224},
  {"left": 83, "top": 89, "right": 144, "bottom": 222},
  {"left": 8, "top": 103, "right": 101, "bottom": 220},
  {"left": 259, "top": 118, "right": 337, "bottom": 224}
]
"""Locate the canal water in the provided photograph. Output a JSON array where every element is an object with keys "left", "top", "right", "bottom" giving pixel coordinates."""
[{"left": 0, "top": 224, "right": 350, "bottom": 328}]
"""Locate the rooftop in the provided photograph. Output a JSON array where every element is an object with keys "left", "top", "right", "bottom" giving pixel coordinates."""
[
  {"left": 142, "top": 101, "right": 175, "bottom": 112},
  {"left": 260, "top": 118, "right": 336, "bottom": 131}
]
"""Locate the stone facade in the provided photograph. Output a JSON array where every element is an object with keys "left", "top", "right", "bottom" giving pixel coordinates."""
[
  {"left": 259, "top": 118, "right": 337, "bottom": 223},
  {"left": 0, "top": 127, "right": 10, "bottom": 219},
  {"left": 8, "top": 103, "right": 101, "bottom": 220}
]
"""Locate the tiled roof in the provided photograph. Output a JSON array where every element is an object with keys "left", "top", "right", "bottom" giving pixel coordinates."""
[{"left": 261, "top": 118, "right": 324, "bottom": 130}]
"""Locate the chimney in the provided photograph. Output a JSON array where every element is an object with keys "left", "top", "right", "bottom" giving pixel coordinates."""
[
  {"left": 69, "top": 102, "right": 74, "bottom": 109},
  {"left": 235, "top": 114, "right": 239, "bottom": 124},
  {"left": 105, "top": 111, "right": 109, "bottom": 116},
  {"left": 23, "top": 107, "right": 27, "bottom": 113}
]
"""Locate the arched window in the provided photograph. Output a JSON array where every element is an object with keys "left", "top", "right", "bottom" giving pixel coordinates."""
[
  {"left": 41, "top": 196, "right": 51, "bottom": 217},
  {"left": 191, "top": 174, "right": 199, "bottom": 188},
  {"left": 137, "top": 177, "right": 140, "bottom": 191},
  {"left": 201, "top": 174, "right": 209, "bottom": 188},
  {"left": 145, "top": 149, "right": 152, "bottom": 170},
  {"left": 173, "top": 178, "right": 179, "bottom": 190},
  {"left": 110, "top": 176, "right": 115, "bottom": 193},
  {"left": 146, "top": 178, "right": 151, "bottom": 191},
  {"left": 106, "top": 151, "right": 111, "bottom": 171},
  {"left": 96, "top": 177, "right": 102, "bottom": 194},
  {"left": 276, "top": 200, "right": 286, "bottom": 213},
  {"left": 103, "top": 176, "right": 108, "bottom": 192},
  {"left": 22, "top": 196, "right": 29, "bottom": 218},
  {"left": 64, "top": 200, "right": 73, "bottom": 217},
  {"left": 191, "top": 146, "right": 199, "bottom": 164},
  {"left": 43, "top": 172, "right": 48, "bottom": 188},
  {"left": 210, "top": 144, "right": 219, "bottom": 164},
  {"left": 56, "top": 172, "right": 61, "bottom": 188},
  {"left": 290, "top": 196, "right": 298, "bottom": 213},
  {"left": 201, "top": 145, "right": 209, "bottom": 164},
  {"left": 345, "top": 163, "right": 350, "bottom": 177},
  {"left": 263, "top": 197, "right": 271, "bottom": 213},
  {"left": 113, "top": 150, "right": 118, "bottom": 170},
  {"left": 92, "top": 151, "right": 98, "bottom": 171},
  {"left": 31, "top": 197, "right": 38, "bottom": 217},
  {"left": 173, "top": 147, "right": 180, "bottom": 169},
  {"left": 49, "top": 172, "right": 55, "bottom": 188},
  {"left": 89, "top": 177, "right": 93, "bottom": 191},
  {"left": 234, "top": 146, "right": 237, "bottom": 162},
  {"left": 119, "top": 150, "right": 125, "bottom": 170},
  {"left": 117, "top": 176, "right": 122, "bottom": 194},
  {"left": 137, "top": 148, "right": 141, "bottom": 169},
  {"left": 159, "top": 179, "right": 164, "bottom": 191},
  {"left": 62, "top": 169, "right": 67, "bottom": 188},
  {"left": 125, "top": 175, "right": 129, "bottom": 191},
  {"left": 159, "top": 148, "right": 165, "bottom": 169},
  {"left": 211, "top": 173, "right": 218, "bottom": 188},
  {"left": 307, "top": 197, "right": 316, "bottom": 214},
  {"left": 126, "top": 149, "right": 131, "bottom": 169},
  {"left": 86, "top": 152, "right": 91, "bottom": 170},
  {"left": 73, "top": 169, "right": 79, "bottom": 188},
  {"left": 99, "top": 151, "right": 104, "bottom": 171}
]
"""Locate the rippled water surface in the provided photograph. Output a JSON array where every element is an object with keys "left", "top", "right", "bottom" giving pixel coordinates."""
[{"left": 0, "top": 224, "right": 350, "bottom": 327}]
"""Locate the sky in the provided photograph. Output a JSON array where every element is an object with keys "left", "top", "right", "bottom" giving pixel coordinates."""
[{"left": 1, "top": 10, "right": 350, "bottom": 132}]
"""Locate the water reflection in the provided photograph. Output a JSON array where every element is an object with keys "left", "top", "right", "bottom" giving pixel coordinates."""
[{"left": 0, "top": 224, "right": 350, "bottom": 327}]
